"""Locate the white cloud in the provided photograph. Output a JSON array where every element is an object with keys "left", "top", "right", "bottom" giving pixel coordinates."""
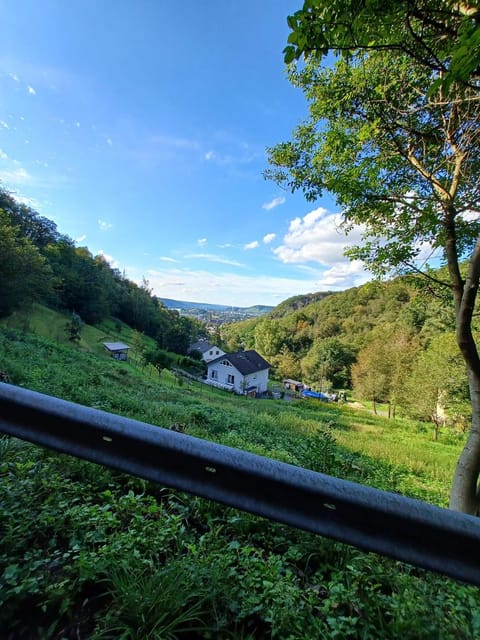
[
  {"left": 244, "top": 240, "right": 259, "bottom": 250},
  {"left": 75, "top": 234, "right": 87, "bottom": 244},
  {"left": 158, "top": 256, "right": 179, "bottom": 263},
  {"left": 0, "top": 149, "right": 8, "bottom": 160},
  {"left": 263, "top": 233, "right": 276, "bottom": 244},
  {"left": 27, "top": 85, "right": 36, "bottom": 95},
  {"left": 203, "top": 150, "right": 254, "bottom": 167},
  {"left": 0, "top": 121, "right": 9, "bottom": 129},
  {"left": 262, "top": 195, "right": 286, "bottom": 211},
  {"left": 106, "top": 138, "right": 113, "bottom": 146},
  {"left": 12, "top": 193, "right": 42, "bottom": 209},
  {"left": 0, "top": 167, "right": 32, "bottom": 185},
  {"left": 184, "top": 253, "right": 245, "bottom": 267},
  {"left": 141, "top": 267, "right": 343, "bottom": 307},
  {"left": 75, "top": 121, "right": 80, "bottom": 128},
  {"left": 197, "top": 237, "right": 207, "bottom": 246},
  {"left": 98, "top": 219, "right": 113, "bottom": 232},
  {"left": 317, "top": 261, "right": 369, "bottom": 288},
  {"left": 274, "top": 207, "right": 365, "bottom": 265},
  {"left": 8, "top": 72, "right": 19, "bottom": 82}
]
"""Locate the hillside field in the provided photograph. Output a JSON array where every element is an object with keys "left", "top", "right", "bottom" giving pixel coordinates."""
[{"left": 1, "top": 318, "right": 479, "bottom": 638}]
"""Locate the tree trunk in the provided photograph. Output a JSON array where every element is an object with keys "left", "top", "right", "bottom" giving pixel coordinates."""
[
  {"left": 449, "top": 365, "right": 480, "bottom": 514},
  {"left": 446, "top": 226, "right": 480, "bottom": 514}
]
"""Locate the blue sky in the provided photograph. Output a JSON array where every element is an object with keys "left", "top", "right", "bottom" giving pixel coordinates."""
[{"left": 0, "top": 0, "right": 370, "bottom": 307}]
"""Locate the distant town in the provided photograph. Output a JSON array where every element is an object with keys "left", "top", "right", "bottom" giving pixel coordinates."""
[{"left": 159, "top": 298, "right": 274, "bottom": 325}]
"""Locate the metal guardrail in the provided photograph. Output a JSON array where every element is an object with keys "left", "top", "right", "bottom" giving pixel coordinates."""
[{"left": 0, "top": 382, "right": 479, "bottom": 586}]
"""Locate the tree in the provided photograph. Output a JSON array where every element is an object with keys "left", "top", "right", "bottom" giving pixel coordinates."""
[
  {"left": 254, "top": 319, "right": 286, "bottom": 357},
  {"left": 351, "top": 340, "right": 390, "bottom": 414},
  {"left": 268, "top": 2, "right": 480, "bottom": 512},
  {"left": 352, "top": 325, "right": 419, "bottom": 417},
  {"left": 0, "top": 188, "right": 60, "bottom": 250},
  {"left": 131, "top": 330, "right": 146, "bottom": 367},
  {"left": 404, "top": 332, "right": 469, "bottom": 438},
  {"left": 0, "top": 209, "right": 52, "bottom": 317},
  {"left": 162, "top": 313, "right": 195, "bottom": 355},
  {"left": 65, "top": 312, "right": 83, "bottom": 345},
  {"left": 284, "top": 1, "right": 480, "bottom": 92},
  {"left": 144, "top": 346, "right": 174, "bottom": 377},
  {"left": 274, "top": 345, "right": 302, "bottom": 381},
  {"left": 301, "top": 337, "right": 355, "bottom": 390}
]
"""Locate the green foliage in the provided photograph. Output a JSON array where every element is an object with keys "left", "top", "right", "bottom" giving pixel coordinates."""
[
  {"left": 224, "top": 275, "right": 461, "bottom": 418},
  {"left": 1, "top": 328, "right": 479, "bottom": 637},
  {"left": 0, "top": 208, "right": 52, "bottom": 318},
  {"left": 144, "top": 345, "right": 176, "bottom": 375},
  {"left": 301, "top": 337, "right": 355, "bottom": 389},
  {"left": 404, "top": 333, "right": 470, "bottom": 425},
  {"left": 284, "top": 1, "right": 480, "bottom": 93},
  {"left": 65, "top": 312, "right": 83, "bottom": 344}
]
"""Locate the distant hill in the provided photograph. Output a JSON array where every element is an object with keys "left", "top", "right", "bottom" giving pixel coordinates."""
[
  {"left": 159, "top": 298, "right": 274, "bottom": 315},
  {"left": 268, "top": 291, "right": 333, "bottom": 318}
]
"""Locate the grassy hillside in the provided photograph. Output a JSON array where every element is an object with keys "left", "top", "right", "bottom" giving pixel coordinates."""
[
  {"left": 1, "top": 303, "right": 160, "bottom": 361},
  {"left": 1, "top": 326, "right": 479, "bottom": 638}
]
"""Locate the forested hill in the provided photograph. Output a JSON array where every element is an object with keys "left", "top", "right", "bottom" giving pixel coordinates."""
[
  {"left": 0, "top": 189, "right": 202, "bottom": 354},
  {"left": 268, "top": 291, "right": 333, "bottom": 318},
  {"left": 222, "top": 274, "right": 470, "bottom": 422},
  {"left": 223, "top": 276, "right": 455, "bottom": 355}
]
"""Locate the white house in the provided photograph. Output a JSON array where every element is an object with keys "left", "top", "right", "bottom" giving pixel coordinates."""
[
  {"left": 206, "top": 350, "right": 271, "bottom": 396},
  {"left": 189, "top": 339, "right": 225, "bottom": 363}
]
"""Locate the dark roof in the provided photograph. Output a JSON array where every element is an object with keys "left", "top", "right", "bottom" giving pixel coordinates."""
[
  {"left": 189, "top": 340, "right": 214, "bottom": 354},
  {"left": 209, "top": 350, "right": 270, "bottom": 375},
  {"left": 103, "top": 342, "right": 130, "bottom": 352}
]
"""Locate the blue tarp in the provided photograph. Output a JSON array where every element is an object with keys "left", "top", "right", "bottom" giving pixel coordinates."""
[{"left": 301, "top": 389, "right": 329, "bottom": 401}]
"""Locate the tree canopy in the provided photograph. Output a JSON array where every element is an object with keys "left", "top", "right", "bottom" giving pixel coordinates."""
[
  {"left": 284, "top": 0, "right": 480, "bottom": 92},
  {"left": 267, "top": 1, "right": 480, "bottom": 513},
  {"left": 0, "top": 209, "right": 52, "bottom": 317}
]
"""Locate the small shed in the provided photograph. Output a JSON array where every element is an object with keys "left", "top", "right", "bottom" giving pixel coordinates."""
[
  {"left": 103, "top": 342, "right": 130, "bottom": 361},
  {"left": 283, "top": 379, "right": 304, "bottom": 392}
]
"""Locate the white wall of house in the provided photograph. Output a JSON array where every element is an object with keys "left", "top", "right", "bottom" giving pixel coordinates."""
[
  {"left": 207, "top": 359, "right": 269, "bottom": 394},
  {"left": 207, "top": 359, "right": 241, "bottom": 392},
  {"left": 242, "top": 369, "right": 269, "bottom": 394},
  {"left": 202, "top": 346, "right": 225, "bottom": 363}
]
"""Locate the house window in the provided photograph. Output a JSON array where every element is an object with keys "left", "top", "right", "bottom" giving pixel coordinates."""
[
  {"left": 210, "top": 370, "right": 218, "bottom": 379},
  {"left": 215, "top": 350, "right": 219, "bottom": 355},
  {"left": 227, "top": 374, "right": 235, "bottom": 384},
  {"left": 221, "top": 360, "right": 232, "bottom": 367},
  {"left": 209, "top": 350, "right": 213, "bottom": 355}
]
